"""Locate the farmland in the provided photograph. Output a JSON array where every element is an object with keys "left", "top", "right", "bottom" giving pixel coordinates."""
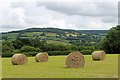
[
  {"left": 1, "top": 26, "right": 119, "bottom": 79},
  {"left": 1, "top": 28, "right": 108, "bottom": 46},
  {"left": 2, "top": 54, "right": 118, "bottom": 78}
]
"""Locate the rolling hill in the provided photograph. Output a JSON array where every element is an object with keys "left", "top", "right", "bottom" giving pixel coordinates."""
[{"left": 1, "top": 28, "right": 109, "bottom": 46}]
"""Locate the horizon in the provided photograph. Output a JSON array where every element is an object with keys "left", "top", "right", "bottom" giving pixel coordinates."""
[{"left": 1, "top": 27, "right": 110, "bottom": 33}]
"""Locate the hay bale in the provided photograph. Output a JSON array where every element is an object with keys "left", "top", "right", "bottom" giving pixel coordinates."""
[
  {"left": 35, "top": 53, "right": 48, "bottom": 62},
  {"left": 11, "top": 54, "right": 28, "bottom": 65},
  {"left": 92, "top": 51, "right": 106, "bottom": 61},
  {"left": 66, "top": 52, "right": 85, "bottom": 68}
]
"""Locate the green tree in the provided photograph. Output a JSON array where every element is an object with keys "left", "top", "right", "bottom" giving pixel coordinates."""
[
  {"left": 21, "top": 46, "right": 41, "bottom": 52},
  {"left": 12, "top": 38, "right": 44, "bottom": 49},
  {"left": 42, "top": 44, "right": 71, "bottom": 51},
  {"left": 2, "top": 45, "right": 12, "bottom": 52},
  {"left": 2, "top": 40, "right": 14, "bottom": 52},
  {"left": 101, "top": 25, "right": 120, "bottom": 53},
  {"left": 40, "top": 33, "right": 46, "bottom": 36},
  {"left": 31, "top": 39, "right": 44, "bottom": 48},
  {"left": 12, "top": 39, "right": 24, "bottom": 49},
  {"left": 71, "top": 45, "right": 78, "bottom": 51}
]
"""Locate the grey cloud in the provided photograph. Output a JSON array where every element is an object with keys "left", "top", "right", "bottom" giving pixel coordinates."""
[
  {"left": 101, "top": 16, "right": 117, "bottom": 23},
  {"left": 1, "top": 1, "right": 118, "bottom": 32},
  {"left": 37, "top": 2, "right": 117, "bottom": 17}
]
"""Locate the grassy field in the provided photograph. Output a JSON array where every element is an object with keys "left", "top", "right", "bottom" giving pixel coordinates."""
[
  {"left": 47, "top": 40, "right": 71, "bottom": 45},
  {"left": 2, "top": 54, "right": 118, "bottom": 78},
  {"left": 0, "top": 58, "right": 1, "bottom": 80}
]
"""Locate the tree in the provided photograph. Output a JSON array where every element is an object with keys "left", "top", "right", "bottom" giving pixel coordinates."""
[
  {"left": 31, "top": 39, "right": 44, "bottom": 48},
  {"left": 42, "top": 44, "right": 71, "bottom": 51},
  {"left": 2, "top": 45, "right": 12, "bottom": 52},
  {"left": 12, "top": 38, "right": 44, "bottom": 49},
  {"left": 2, "top": 40, "right": 14, "bottom": 52},
  {"left": 20, "top": 46, "right": 41, "bottom": 52},
  {"left": 40, "top": 33, "right": 46, "bottom": 36},
  {"left": 12, "top": 39, "right": 24, "bottom": 49},
  {"left": 69, "top": 34, "right": 72, "bottom": 37},
  {"left": 2, "top": 36, "right": 8, "bottom": 40},
  {"left": 101, "top": 25, "right": 120, "bottom": 53},
  {"left": 71, "top": 45, "right": 78, "bottom": 51}
]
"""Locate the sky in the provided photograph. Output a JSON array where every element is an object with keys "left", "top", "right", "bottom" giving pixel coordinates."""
[{"left": 0, "top": 0, "right": 119, "bottom": 32}]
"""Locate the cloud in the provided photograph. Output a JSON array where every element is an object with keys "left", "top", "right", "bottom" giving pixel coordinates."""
[
  {"left": 101, "top": 16, "right": 117, "bottom": 23},
  {"left": 37, "top": 2, "right": 117, "bottom": 17},
  {"left": 0, "top": 0, "right": 28, "bottom": 32},
  {"left": 0, "top": 1, "right": 118, "bottom": 32}
]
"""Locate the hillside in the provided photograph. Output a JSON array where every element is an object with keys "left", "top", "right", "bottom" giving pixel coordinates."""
[{"left": 1, "top": 28, "right": 109, "bottom": 46}]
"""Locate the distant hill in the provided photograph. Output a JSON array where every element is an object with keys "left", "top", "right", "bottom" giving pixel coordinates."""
[
  {"left": 3, "top": 28, "right": 108, "bottom": 34},
  {"left": 1, "top": 28, "right": 109, "bottom": 46}
]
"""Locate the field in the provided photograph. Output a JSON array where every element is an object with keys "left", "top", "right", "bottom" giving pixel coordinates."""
[
  {"left": 2, "top": 54, "right": 118, "bottom": 78},
  {"left": 2, "top": 28, "right": 108, "bottom": 47}
]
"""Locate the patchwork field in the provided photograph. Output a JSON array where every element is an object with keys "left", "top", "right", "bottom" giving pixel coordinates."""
[{"left": 2, "top": 54, "right": 118, "bottom": 78}]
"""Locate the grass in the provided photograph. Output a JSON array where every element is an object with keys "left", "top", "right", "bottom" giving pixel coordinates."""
[
  {"left": 2, "top": 33, "right": 19, "bottom": 39},
  {"left": 46, "top": 33, "right": 59, "bottom": 36},
  {"left": 2, "top": 54, "right": 118, "bottom": 78},
  {"left": 0, "top": 58, "right": 1, "bottom": 80},
  {"left": 47, "top": 40, "right": 71, "bottom": 45},
  {"left": 21, "top": 32, "right": 43, "bottom": 38}
]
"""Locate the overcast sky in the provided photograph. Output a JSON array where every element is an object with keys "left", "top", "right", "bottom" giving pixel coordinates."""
[{"left": 0, "top": 0, "right": 119, "bottom": 32}]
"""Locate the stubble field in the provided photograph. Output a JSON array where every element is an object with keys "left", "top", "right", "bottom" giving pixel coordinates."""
[{"left": 2, "top": 54, "right": 118, "bottom": 78}]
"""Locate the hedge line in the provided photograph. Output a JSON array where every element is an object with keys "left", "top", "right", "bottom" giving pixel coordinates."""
[
  {"left": 47, "top": 50, "right": 77, "bottom": 56},
  {"left": 2, "top": 50, "right": 94, "bottom": 57}
]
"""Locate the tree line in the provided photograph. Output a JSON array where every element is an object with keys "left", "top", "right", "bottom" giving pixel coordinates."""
[
  {"left": 2, "top": 25, "right": 120, "bottom": 57},
  {"left": 2, "top": 38, "right": 99, "bottom": 57}
]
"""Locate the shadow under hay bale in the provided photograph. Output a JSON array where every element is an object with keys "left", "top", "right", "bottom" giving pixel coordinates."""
[
  {"left": 11, "top": 54, "right": 28, "bottom": 65},
  {"left": 35, "top": 53, "right": 48, "bottom": 62},
  {"left": 66, "top": 52, "right": 85, "bottom": 68},
  {"left": 92, "top": 51, "right": 106, "bottom": 61}
]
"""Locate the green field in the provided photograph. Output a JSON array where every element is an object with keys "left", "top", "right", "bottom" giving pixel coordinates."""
[{"left": 2, "top": 54, "right": 118, "bottom": 78}]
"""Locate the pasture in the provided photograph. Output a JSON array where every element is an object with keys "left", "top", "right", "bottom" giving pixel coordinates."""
[{"left": 2, "top": 54, "right": 118, "bottom": 78}]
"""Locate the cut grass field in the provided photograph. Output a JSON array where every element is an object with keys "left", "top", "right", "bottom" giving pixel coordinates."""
[
  {"left": 2, "top": 54, "right": 118, "bottom": 78},
  {"left": 47, "top": 40, "right": 71, "bottom": 45}
]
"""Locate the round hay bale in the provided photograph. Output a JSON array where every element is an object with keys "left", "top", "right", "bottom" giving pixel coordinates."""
[
  {"left": 35, "top": 53, "right": 48, "bottom": 62},
  {"left": 66, "top": 52, "right": 85, "bottom": 68},
  {"left": 11, "top": 54, "right": 28, "bottom": 65},
  {"left": 92, "top": 51, "right": 106, "bottom": 61}
]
